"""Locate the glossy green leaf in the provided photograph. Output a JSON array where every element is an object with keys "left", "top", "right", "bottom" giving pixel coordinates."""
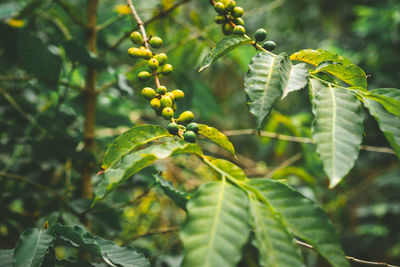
[
  {"left": 363, "top": 88, "right": 400, "bottom": 158},
  {"left": 206, "top": 156, "right": 247, "bottom": 181},
  {"left": 198, "top": 124, "right": 235, "bottom": 156},
  {"left": 249, "top": 195, "right": 304, "bottom": 267},
  {"left": 14, "top": 228, "right": 55, "bottom": 267},
  {"left": 363, "top": 89, "right": 400, "bottom": 116},
  {"left": 54, "top": 224, "right": 149, "bottom": 267},
  {"left": 310, "top": 79, "right": 364, "bottom": 187},
  {"left": 94, "top": 141, "right": 202, "bottom": 205},
  {"left": 0, "top": 249, "right": 14, "bottom": 267},
  {"left": 95, "top": 236, "right": 150, "bottom": 267},
  {"left": 180, "top": 180, "right": 250, "bottom": 267},
  {"left": 53, "top": 225, "right": 101, "bottom": 256},
  {"left": 245, "top": 52, "right": 308, "bottom": 129},
  {"left": 101, "top": 124, "right": 170, "bottom": 170},
  {"left": 199, "top": 36, "right": 253, "bottom": 72},
  {"left": 281, "top": 63, "right": 309, "bottom": 99},
  {"left": 249, "top": 179, "right": 350, "bottom": 267},
  {"left": 291, "top": 49, "right": 367, "bottom": 88},
  {"left": 154, "top": 174, "right": 190, "bottom": 211}
]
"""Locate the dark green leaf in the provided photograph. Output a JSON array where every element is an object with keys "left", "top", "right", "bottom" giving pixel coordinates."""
[
  {"left": 363, "top": 88, "right": 400, "bottom": 158},
  {"left": 101, "top": 125, "right": 170, "bottom": 170},
  {"left": 249, "top": 179, "right": 350, "bottom": 267},
  {"left": 310, "top": 79, "right": 364, "bottom": 187},
  {"left": 249, "top": 196, "right": 304, "bottom": 267},
  {"left": 180, "top": 180, "right": 251, "bottom": 267},
  {"left": 154, "top": 174, "right": 189, "bottom": 211},
  {"left": 95, "top": 141, "right": 202, "bottom": 205},
  {"left": 14, "top": 228, "right": 55, "bottom": 267},
  {"left": 95, "top": 236, "right": 150, "bottom": 267},
  {"left": 0, "top": 249, "right": 14, "bottom": 267},
  {"left": 198, "top": 124, "right": 235, "bottom": 156},
  {"left": 198, "top": 36, "right": 253, "bottom": 72}
]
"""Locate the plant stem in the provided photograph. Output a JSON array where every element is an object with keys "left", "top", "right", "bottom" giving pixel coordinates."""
[{"left": 82, "top": 0, "right": 98, "bottom": 200}]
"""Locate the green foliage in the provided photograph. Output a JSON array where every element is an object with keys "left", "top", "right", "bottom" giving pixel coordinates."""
[
  {"left": 198, "top": 36, "right": 253, "bottom": 72},
  {"left": 363, "top": 89, "right": 400, "bottom": 158},
  {"left": 1, "top": 0, "right": 400, "bottom": 266},
  {"left": 290, "top": 49, "right": 367, "bottom": 88},
  {"left": 197, "top": 124, "right": 235, "bottom": 156},
  {"left": 310, "top": 79, "right": 364, "bottom": 187},
  {"left": 101, "top": 125, "right": 170, "bottom": 170},
  {"left": 180, "top": 179, "right": 251, "bottom": 267},
  {"left": 244, "top": 52, "right": 308, "bottom": 129},
  {"left": 13, "top": 228, "right": 55, "bottom": 267}
]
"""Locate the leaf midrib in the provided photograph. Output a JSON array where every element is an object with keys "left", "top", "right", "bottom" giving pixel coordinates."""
[
  {"left": 26, "top": 229, "right": 42, "bottom": 267},
  {"left": 258, "top": 55, "right": 278, "bottom": 120},
  {"left": 204, "top": 178, "right": 226, "bottom": 267},
  {"left": 328, "top": 84, "right": 337, "bottom": 180}
]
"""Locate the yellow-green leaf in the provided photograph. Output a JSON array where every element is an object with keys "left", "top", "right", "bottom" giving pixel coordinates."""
[{"left": 198, "top": 124, "right": 235, "bottom": 156}]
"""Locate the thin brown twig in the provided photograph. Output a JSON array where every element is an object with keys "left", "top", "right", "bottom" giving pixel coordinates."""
[
  {"left": 124, "top": 226, "right": 179, "bottom": 244},
  {"left": 264, "top": 152, "right": 302, "bottom": 178},
  {"left": 224, "top": 129, "right": 397, "bottom": 155},
  {"left": 0, "top": 75, "right": 83, "bottom": 91},
  {"left": 295, "top": 240, "right": 399, "bottom": 267},
  {"left": 102, "top": 0, "right": 190, "bottom": 56},
  {"left": 54, "top": 0, "right": 86, "bottom": 29},
  {"left": 0, "top": 88, "right": 47, "bottom": 134},
  {"left": 0, "top": 172, "right": 65, "bottom": 200}
]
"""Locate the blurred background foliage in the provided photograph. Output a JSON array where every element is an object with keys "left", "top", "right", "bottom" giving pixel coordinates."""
[{"left": 0, "top": 0, "right": 399, "bottom": 266}]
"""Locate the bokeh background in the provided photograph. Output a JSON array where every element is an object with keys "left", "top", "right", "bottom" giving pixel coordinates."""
[{"left": 0, "top": 0, "right": 399, "bottom": 266}]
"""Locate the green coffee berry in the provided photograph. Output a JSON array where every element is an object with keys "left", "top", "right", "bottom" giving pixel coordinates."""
[
  {"left": 215, "top": 15, "right": 226, "bottom": 24},
  {"left": 214, "top": 2, "right": 226, "bottom": 14},
  {"left": 130, "top": 31, "right": 143, "bottom": 45},
  {"left": 150, "top": 98, "right": 161, "bottom": 110},
  {"left": 167, "top": 122, "right": 179, "bottom": 135},
  {"left": 233, "top": 17, "right": 244, "bottom": 26},
  {"left": 226, "top": 0, "right": 236, "bottom": 12},
  {"left": 255, "top": 28, "right": 267, "bottom": 42},
  {"left": 183, "top": 130, "right": 196, "bottom": 143},
  {"left": 162, "top": 107, "right": 174, "bottom": 120},
  {"left": 142, "top": 48, "right": 153, "bottom": 60},
  {"left": 128, "top": 47, "right": 141, "bottom": 58},
  {"left": 157, "top": 86, "right": 167, "bottom": 95},
  {"left": 232, "top": 6, "right": 243, "bottom": 17},
  {"left": 148, "top": 58, "right": 159, "bottom": 70},
  {"left": 154, "top": 53, "right": 167, "bottom": 65},
  {"left": 165, "top": 92, "right": 175, "bottom": 101},
  {"left": 171, "top": 89, "right": 184, "bottom": 101},
  {"left": 160, "top": 95, "right": 173, "bottom": 108},
  {"left": 138, "top": 71, "right": 152, "bottom": 81},
  {"left": 149, "top": 36, "right": 163, "bottom": 48},
  {"left": 262, "top": 40, "right": 276, "bottom": 51},
  {"left": 222, "top": 22, "right": 234, "bottom": 35},
  {"left": 177, "top": 111, "right": 194, "bottom": 124},
  {"left": 233, "top": 25, "right": 245, "bottom": 35},
  {"left": 141, "top": 87, "right": 156, "bottom": 99},
  {"left": 186, "top": 122, "right": 199, "bottom": 133},
  {"left": 161, "top": 64, "right": 173, "bottom": 75}
]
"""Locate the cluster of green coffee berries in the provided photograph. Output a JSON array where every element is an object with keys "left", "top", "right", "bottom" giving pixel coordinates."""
[
  {"left": 213, "top": 0, "right": 246, "bottom": 35},
  {"left": 128, "top": 31, "right": 173, "bottom": 80},
  {"left": 254, "top": 28, "right": 277, "bottom": 52},
  {"left": 128, "top": 31, "right": 199, "bottom": 143}
]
